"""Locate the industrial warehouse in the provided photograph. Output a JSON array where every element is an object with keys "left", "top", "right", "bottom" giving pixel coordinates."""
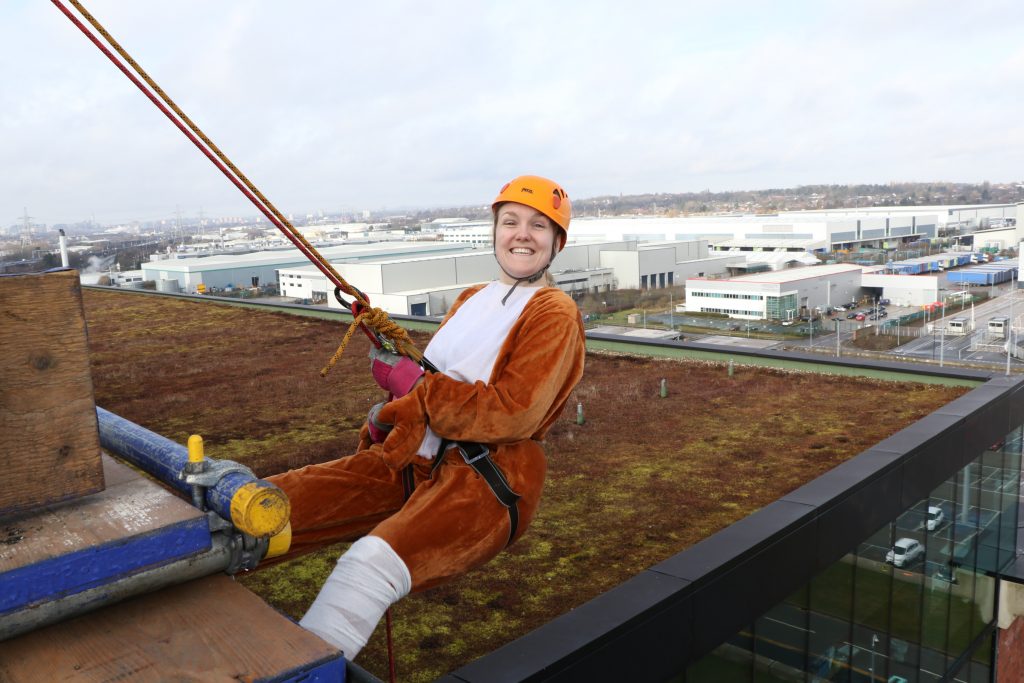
[
  {"left": 119, "top": 198, "right": 1022, "bottom": 325},
  {"left": 684, "top": 254, "right": 1020, "bottom": 322},
  {"left": 136, "top": 237, "right": 738, "bottom": 316}
]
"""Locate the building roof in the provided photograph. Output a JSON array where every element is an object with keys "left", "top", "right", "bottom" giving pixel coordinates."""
[
  {"left": 710, "top": 238, "right": 827, "bottom": 250},
  {"left": 691, "top": 263, "right": 863, "bottom": 284},
  {"left": 144, "top": 242, "right": 472, "bottom": 272}
]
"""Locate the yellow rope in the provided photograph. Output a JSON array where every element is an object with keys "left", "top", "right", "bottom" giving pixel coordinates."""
[
  {"left": 66, "top": 0, "right": 423, "bottom": 372},
  {"left": 320, "top": 306, "right": 421, "bottom": 377}
]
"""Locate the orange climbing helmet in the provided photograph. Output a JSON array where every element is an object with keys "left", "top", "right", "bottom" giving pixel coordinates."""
[{"left": 492, "top": 175, "right": 571, "bottom": 251}]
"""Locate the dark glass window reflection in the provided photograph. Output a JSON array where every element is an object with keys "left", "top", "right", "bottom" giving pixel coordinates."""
[{"left": 685, "top": 419, "right": 1022, "bottom": 683}]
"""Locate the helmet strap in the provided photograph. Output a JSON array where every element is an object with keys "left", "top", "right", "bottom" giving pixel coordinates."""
[{"left": 499, "top": 264, "right": 550, "bottom": 305}]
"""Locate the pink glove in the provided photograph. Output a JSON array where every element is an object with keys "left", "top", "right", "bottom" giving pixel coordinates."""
[
  {"left": 366, "top": 401, "right": 392, "bottom": 444},
  {"left": 369, "top": 346, "right": 424, "bottom": 398}
]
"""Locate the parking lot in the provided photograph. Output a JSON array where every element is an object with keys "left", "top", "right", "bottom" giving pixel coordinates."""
[{"left": 859, "top": 462, "right": 1016, "bottom": 578}]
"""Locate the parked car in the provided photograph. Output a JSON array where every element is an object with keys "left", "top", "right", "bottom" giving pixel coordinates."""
[
  {"left": 886, "top": 538, "right": 924, "bottom": 567},
  {"left": 855, "top": 313, "right": 866, "bottom": 321},
  {"left": 846, "top": 312, "right": 858, "bottom": 319},
  {"left": 880, "top": 298, "right": 891, "bottom": 305},
  {"left": 933, "top": 564, "right": 959, "bottom": 584},
  {"left": 925, "top": 505, "right": 945, "bottom": 531}
]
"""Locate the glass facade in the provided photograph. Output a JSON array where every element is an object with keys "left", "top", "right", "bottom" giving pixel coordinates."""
[
  {"left": 766, "top": 293, "right": 798, "bottom": 320},
  {"left": 687, "top": 424, "right": 1022, "bottom": 683}
]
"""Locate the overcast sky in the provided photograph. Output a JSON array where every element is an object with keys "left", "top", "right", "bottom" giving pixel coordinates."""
[{"left": 3, "top": 1, "right": 1022, "bottom": 225}]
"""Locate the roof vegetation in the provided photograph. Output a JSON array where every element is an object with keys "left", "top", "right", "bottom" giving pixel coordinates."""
[{"left": 82, "top": 289, "right": 970, "bottom": 681}]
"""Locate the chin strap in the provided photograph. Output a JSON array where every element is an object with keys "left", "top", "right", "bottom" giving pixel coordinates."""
[
  {"left": 499, "top": 265, "right": 550, "bottom": 305},
  {"left": 497, "top": 241, "right": 558, "bottom": 305}
]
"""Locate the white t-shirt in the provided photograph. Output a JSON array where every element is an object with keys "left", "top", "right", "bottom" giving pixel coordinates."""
[{"left": 416, "top": 281, "right": 541, "bottom": 458}]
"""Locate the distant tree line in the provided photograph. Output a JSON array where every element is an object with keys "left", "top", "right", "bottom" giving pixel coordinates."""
[{"left": 408, "top": 181, "right": 1023, "bottom": 222}]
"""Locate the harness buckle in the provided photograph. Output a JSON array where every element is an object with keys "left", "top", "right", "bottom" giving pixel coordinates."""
[{"left": 458, "top": 443, "right": 491, "bottom": 465}]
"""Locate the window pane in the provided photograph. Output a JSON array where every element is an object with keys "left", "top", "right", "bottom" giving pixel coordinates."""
[
  {"left": 922, "top": 486, "right": 954, "bottom": 670},
  {"left": 852, "top": 523, "right": 895, "bottom": 680},
  {"left": 687, "top": 633, "right": 753, "bottom": 683},
  {"left": 996, "top": 427, "right": 1021, "bottom": 569},
  {"left": 754, "top": 586, "right": 809, "bottom": 681},
  {"left": 809, "top": 555, "right": 855, "bottom": 682},
  {"left": 967, "top": 630, "right": 994, "bottom": 682}
]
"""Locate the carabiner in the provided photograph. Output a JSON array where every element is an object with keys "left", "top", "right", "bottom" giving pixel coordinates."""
[{"left": 334, "top": 286, "right": 393, "bottom": 351}]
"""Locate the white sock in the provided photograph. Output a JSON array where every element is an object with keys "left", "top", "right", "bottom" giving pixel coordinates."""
[{"left": 299, "top": 535, "right": 412, "bottom": 659}]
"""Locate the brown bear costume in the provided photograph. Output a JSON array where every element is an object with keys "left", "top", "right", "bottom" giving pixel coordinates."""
[
  {"left": 266, "top": 283, "right": 586, "bottom": 591},
  {"left": 264, "top": 175, "right": 584, "bottom": 658}
]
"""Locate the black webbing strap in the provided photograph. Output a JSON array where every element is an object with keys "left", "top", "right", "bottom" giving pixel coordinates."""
[
  {"left": 401, "top": 464, "right": 415, "bottom": 501},
  {"left": 433, "top": 440, "right": 521, "bottom": 546}
]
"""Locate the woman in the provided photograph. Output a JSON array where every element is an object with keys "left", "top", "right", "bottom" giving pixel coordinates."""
[{"left": 266, "top": 175, "right": 586, "bottom": 659}]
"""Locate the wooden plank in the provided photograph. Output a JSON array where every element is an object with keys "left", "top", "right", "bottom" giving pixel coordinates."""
[
  {"left": 0, "top": 269, "right": 104, "bottom": 516},
  {"left": 0, "top": 574, "right": 345, "bottom": 682},
  {"left": 0, "top": 455, "right": 209, "bottom": 615}
]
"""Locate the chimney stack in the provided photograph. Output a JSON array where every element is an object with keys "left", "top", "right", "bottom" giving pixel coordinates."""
[{"left": 58, "top": 229, "right": 69, "bottom": 268}]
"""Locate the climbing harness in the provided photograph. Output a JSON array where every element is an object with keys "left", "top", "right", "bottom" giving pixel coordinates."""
[
  {"left": 51, "top": 0, "right": 425, "bottom": 377},
  {"left": 433, "top": 440, "right": 521, "bottom": 546}
]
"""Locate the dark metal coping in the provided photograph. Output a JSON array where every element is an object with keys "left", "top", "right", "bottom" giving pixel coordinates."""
[
  {"left": 82, "top": 284, "right": 443, "bottom": 328},
  {"left": 440, "top": 373, "right": 1024, "bottom": 683},
  {"left": 585, "top": 331, "right": 996, "bottom": 383}
]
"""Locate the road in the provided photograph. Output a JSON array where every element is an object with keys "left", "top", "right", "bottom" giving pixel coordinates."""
[{"left": 651, "top": 288, "right": 1024, "bottom": 371}]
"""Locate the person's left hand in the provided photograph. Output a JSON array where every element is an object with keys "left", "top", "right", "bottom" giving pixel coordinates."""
[
  {"left": 376, "top": 390, "right": 428, "bottom": 470},
  {"left": 369, "top": 346, "right": 424, "bottom": 397},
  {"left": 366, "top": 401, "right": 392, "bottom": 444}
]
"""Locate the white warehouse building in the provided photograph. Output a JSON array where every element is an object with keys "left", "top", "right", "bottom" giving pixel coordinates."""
[
  {"left": 141, "top": 243, "right": 474, "bottom": 294},
  {"left": 279, "top": 239, "right": 742, "bottom": 317},
  {"left": 685, "top": 264, "right": 865, "bottom": 321},
  {"left": 561, "top": 213, "right": 939, "bottom": 253}
]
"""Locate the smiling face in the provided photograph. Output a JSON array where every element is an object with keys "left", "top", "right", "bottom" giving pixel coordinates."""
[{"left": 494, "top": 202, "right": 558, "bottom": 284}]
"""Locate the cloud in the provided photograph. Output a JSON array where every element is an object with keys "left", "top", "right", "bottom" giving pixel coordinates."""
[{"left": 2, "top": 0, "right": 1021, "bottom": 224}]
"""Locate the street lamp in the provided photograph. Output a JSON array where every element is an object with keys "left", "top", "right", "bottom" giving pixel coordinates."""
[{"left": 1007, "top": 270, "right": 1016, "bottom": 376}]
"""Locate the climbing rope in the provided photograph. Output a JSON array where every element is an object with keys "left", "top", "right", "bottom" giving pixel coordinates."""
[
  {"left": 320, "top": 304, "right": 415, "bottom": 377},
  {"left": 53, "top": 0, "right": 427, "bottom": 375}
]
